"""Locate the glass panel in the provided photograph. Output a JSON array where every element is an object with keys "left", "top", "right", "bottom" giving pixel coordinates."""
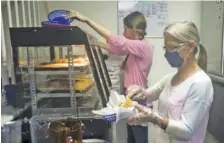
[
  {"left": 222, "top": 28, "right": 224, "bottom": 76},
  {"left": 201, "top": 1, "right": 224, "bottom": 75},
  {"left": 16, "top": 44, "right": 108, "bottom": 116},
  {"left": 94, "top": 46, "right": 112, "bottom": 89}
]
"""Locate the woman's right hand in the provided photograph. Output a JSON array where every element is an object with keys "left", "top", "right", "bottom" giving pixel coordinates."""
[
  {"left": 128, "top": 103, "right": 153, "bottom": 124},
  {"left": 66, "top": 11, "right": 88, "bottom": 23},
  {"left": 126, "top": 85, "right": 147, "bottom": 101}
]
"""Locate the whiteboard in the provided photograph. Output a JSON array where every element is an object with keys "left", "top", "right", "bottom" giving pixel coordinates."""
[{"left": 117, "top": 1, "right": 168, "bottom": 37}]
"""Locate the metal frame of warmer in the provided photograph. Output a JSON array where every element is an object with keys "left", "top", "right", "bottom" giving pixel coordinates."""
[{"left": 9, "top": 26, "right": 111, "bottom": 116}]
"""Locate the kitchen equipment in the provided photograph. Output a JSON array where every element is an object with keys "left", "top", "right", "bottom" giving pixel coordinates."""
[
  {"left": 49, "top": 118, "right": 84, "bottom": 143},
  {"left": 41, "top": 21, "right": 70, "bottom": 27}
]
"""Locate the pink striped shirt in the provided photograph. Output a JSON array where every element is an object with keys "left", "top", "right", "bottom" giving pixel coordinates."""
[{"left": 106, "top": 33, "right": 153, "bottom": 89}]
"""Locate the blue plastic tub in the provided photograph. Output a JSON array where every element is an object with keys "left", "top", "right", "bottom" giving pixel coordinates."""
[{"left": 48, "top": 10, "right": 75, "bottom": 24}]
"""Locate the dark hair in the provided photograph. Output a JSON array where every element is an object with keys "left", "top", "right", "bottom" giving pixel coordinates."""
[
  {"left": 121, "top": 55, "right": 129, "bottom": 70},
  {"left": 123, "top": 11, "right": 147, "bottom": 39}
]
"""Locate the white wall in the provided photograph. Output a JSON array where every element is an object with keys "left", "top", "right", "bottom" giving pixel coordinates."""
[
  {"left": 201, "top": 1, "right": 224, "bottom": 75},
  {"left": 149, "top": 1, "right": 201, "bottom": 86},
  {"left": 40, "top": 1, "right": 201, "bottom": 85},
  {"left": 1, "top": 1, "right": 40, "bottom": 84},
  {"left": 39, "top": 1, "right": 202, "bottom": 86}
]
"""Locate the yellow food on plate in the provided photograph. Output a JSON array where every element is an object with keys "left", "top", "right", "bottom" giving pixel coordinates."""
[
  {"left": 74, "top": 73, "right": 91, "bottom": 79},
  {"left": 120, "top": 97, "right": 133, "bottom": 108},
  {"left": 74, "top": 79, "right": 94, "bottom": 91}
]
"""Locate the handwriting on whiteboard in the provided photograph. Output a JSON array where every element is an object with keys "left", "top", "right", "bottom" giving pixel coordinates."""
[{"left": 118, "top": 1, "right": 168, "bottom": 37}]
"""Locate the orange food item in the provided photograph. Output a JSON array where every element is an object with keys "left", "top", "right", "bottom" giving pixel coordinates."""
[
  {"left": 52, "top": 58, "right": 60, "bottom": 63},
  {"left": 73, "top": 57, "right": 86, "bottom": 63},
  {"left": 19, "top": 60, "right": 27, "bottom": 66},
  {"left": 40, "top": 56, "right": 90, "bottom": 68},
  {"left": 40, "top": 78, "right": 94, "bottom": 92},
  {"left": 74, "top": 73, "right": 91, "bottom": 79},
  {"left": 61, "top": 58, "right": 68, "bottom": 63},
  {"left": 74, "top": 79, "right": 94, "bottom": 91}
]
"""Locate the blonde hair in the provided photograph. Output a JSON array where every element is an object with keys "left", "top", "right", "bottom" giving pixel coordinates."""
[
  {"left": 123, "top": 11, "right": 147, "bottom": 39},
  {"left": 164, "top": 21, "right": 207, "bottom": 71}
]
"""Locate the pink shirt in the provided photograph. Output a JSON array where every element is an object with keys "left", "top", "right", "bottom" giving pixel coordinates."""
[{"left": 106, "top": 33, "right": 153, "bottom": 89}]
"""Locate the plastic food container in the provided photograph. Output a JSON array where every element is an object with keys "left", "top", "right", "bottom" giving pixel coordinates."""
[
  {"left": 1, "top": 120, "right": 22, "bottom": 143},
  {"left": 30, "top": 114, "right": 84, "bottom": 143},
  {"left": 48, "top": 10, "right": 75, "bottom": 24}
]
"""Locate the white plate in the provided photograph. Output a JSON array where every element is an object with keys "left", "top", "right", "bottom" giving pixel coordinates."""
[
  {"left": 92, "top": 107, "right": 115, "bottom": 116},
  {"left": 82, "top": 139, "right": 106, "bottom": 143}
]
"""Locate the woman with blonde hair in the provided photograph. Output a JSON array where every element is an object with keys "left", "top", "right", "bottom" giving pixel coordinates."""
[
  {"left": 126, "top": 21, "right": 213, "bottom": 143},
  {"left": 67, "top": 11, "right": 153, "bottom": 143}
]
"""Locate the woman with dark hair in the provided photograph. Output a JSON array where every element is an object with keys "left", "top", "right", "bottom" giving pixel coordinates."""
[{"left": 67, "top": 11, "right": 153, "bottom": 143}]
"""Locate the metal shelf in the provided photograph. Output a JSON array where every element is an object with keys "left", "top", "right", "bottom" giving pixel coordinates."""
[
  {"left": 36, "top": 86, "right": 94, "bottom": 98},
  {"left": 34, "top": 70, "right": 90, "bottom": 75}
]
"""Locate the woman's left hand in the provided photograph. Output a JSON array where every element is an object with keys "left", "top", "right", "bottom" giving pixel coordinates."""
[
  {"left": 66, "top": 11, "right": 88, "bottom": 22},
  {"left": 128, "top": 103, "right": 153, "bottom": 124}
]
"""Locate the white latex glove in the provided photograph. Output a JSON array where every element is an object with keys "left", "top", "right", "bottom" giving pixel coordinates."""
[
  {"left": 128, "top": 103, "right": 154, "bottom": 125},
  {"left": 126, "top": 85, "right": 147, "bottom": 102}
]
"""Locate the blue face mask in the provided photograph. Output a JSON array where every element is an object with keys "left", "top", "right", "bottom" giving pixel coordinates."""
[{"left": 164, "top": 49, "right": 184, "bottom": 68}]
